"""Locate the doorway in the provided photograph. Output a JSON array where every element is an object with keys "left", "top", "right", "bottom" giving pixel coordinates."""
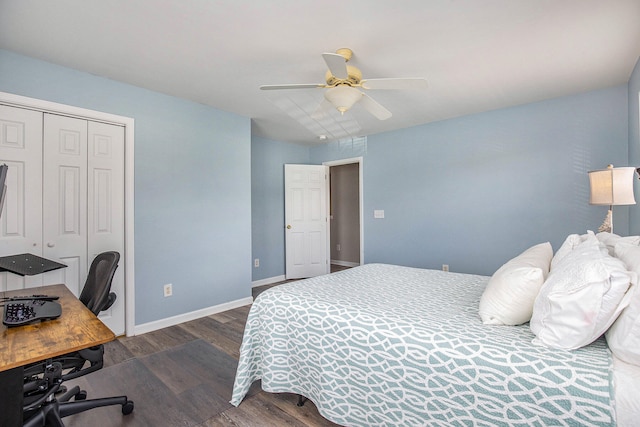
[{"left": 325, "top": 157, "right": 363, "bottom": 267}]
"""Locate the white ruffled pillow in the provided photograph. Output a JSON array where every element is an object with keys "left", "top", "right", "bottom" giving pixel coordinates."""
[
  {"left": 479, "top": 242, "right": 553, "bottom": 326},
  {"left": 606, "top": 243, "right": 640, "bottom": 365},
  {"left": 530, "top": 238, "right": 635, "bottom": 350},
  {"left": 550, "top": 231, "right": 595, "bottom": 270},
  {"left": 596, "top": 232, "right": 640, "bottom": 256}
]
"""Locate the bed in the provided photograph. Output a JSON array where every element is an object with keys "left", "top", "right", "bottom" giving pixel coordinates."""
[{"left": 231, "top": 261, "right": 637, "bottom": 426}]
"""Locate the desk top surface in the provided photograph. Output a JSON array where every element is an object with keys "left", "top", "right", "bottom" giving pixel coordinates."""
[{"left": 0, "top": 284, "right": 115, "bottom": 372}]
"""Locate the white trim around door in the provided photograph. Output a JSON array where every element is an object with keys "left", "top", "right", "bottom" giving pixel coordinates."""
[{"left": 323, "top": 157, "right": 364, "bottom": 266}]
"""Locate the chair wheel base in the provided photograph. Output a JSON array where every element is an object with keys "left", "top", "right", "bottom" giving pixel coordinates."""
[{"left": 122, "top": 400, "right": 134, "bottom": 415}]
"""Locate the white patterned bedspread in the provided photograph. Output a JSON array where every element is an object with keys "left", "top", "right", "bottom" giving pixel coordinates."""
[{"left": 231, "top": 264, "right": 614, "bottom": 426}]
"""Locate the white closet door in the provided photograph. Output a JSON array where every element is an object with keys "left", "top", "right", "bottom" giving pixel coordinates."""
[
  {"left": 87, "top": 121, "right": 125, "bottom": 335},
  {"left": 1, "top": 105, "right": 126, "bottom": 334},
  {"left": 0, "top": 105, "right": 44, "bottom": 291},
  {"left": 42, "top": 113, "right": 88, "bottom": 296}
]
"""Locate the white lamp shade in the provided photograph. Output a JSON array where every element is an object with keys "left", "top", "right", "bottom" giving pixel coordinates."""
[
  {"left": 324, "top": 85, "right": 362, "bottom": 114},
  {"left": 589, "top": 166, "right": 636, "bottom": 206}
]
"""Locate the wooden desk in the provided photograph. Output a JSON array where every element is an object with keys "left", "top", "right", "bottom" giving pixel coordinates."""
[{"left": 0, "top": 284, "right": 115, "bottom": 426}]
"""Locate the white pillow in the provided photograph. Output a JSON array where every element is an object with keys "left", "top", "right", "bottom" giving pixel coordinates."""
[
  {"left": 479, "top": 242, "right": 553, "bottom": 326},
  {"left": 550, "top": 231, "right": 595, "bottom": 270},
  {"left": 606, "top": 243, "right": 640, "bottom": 365},
  {"left": 597, "top": 232, "right": 640, "bottom": 256},
  {"left": 530, "top": 238, "right": 635, "bottom": 350}
]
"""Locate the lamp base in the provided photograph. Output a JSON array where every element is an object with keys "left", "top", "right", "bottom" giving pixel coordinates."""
[{"left": 598, "top": 209, "right": 613, "bottom": 233}]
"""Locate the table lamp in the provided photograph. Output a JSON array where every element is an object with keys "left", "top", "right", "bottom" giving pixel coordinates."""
[{"left": 588, "top": 164, "right": 636, "bottom": 233}]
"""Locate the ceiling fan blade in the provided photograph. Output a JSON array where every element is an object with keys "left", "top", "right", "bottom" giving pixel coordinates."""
[
  {"left": 360, "top": 78, "right": 428, "bottom": 90},
  {"left": 360, "top": 93, "right": 392, "bottom": 120},
  {"left": 260, "top": 83, "right": 325, "bottom": 90},
  {"left": 322, "top": 53, "right": 349, "bottom": 79}
]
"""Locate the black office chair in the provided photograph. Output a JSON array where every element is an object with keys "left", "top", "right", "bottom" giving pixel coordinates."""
[{"left": 22, "top": 251, "right": 134, "bottom": 426}]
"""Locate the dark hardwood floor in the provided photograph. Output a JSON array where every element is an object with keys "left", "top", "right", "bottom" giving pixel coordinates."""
[{"left": 63, "top": 265, "right": 351, "bottom": 426}]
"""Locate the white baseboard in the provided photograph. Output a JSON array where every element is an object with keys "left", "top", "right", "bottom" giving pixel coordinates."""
[
  {"left": 251, "top": 275, "right": 286, "bottom": 288},
  {"left": 250, "top": 264, "right": 357, "bottom": 291},
  {"left": 133, "top": 296, "right": 254, "bottom": 336},
  {"left": 331, "top": 260, "right": 360, "bottom": 268}
]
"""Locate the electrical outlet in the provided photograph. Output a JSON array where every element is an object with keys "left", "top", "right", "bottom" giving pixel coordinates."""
[
  {"left": 442, "top": 264, "right": 449, "bottom": 272},
  {"left": 336, "top": 244, "right": 341, "bottom": 251},
  {"left": 163, "top": 283, "right": 173, "bottom": 297},
  {"left": 254, "top": 258, "right": 259, "bottom": 268}
]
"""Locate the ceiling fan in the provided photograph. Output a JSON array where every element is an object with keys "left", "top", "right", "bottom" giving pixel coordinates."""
[{"left": 260, "top": 48, "right": 428, "bottom": 120}]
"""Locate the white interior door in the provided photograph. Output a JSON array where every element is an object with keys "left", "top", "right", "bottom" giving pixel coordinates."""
[
  {"left": 285, "top": 164, "right": 330, "bottom": 279},
  {"left": 0, "top": 105, "right": 44, "bottom": 290},
  {"left": 0, "top": 106, "right": 126, "bottom": 335},
  {"left": 87, "top": 121, "right": 125, "bottom": 334},
  {"left": 42, "top": 113, "right": 88, "bottom": 295}
]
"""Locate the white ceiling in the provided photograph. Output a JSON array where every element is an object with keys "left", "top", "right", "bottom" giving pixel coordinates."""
[{"left": 1, "top": 0, "right": 639, "bottom": 145}]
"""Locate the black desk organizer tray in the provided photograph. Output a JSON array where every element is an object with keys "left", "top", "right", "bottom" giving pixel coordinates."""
[{"left": 0, "top": 253, "right": 67, "bottom": 276}]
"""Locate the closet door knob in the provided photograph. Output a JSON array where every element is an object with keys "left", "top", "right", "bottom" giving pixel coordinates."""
[{"left": 47, "top": 242, "right": 55, "bottom": 248}]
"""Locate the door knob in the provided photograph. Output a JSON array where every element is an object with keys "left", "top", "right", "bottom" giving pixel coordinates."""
[
  {"left": 286, "top": 225, "right": 292, "bottom": 229},
  {"left": 47, "top": 242, "right": 55, "bottom": 248}
]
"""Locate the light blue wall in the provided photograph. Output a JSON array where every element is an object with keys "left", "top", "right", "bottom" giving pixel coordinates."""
[
  {"left": 4, "top": 49, "right": 630, "bottom": 300},
  {"left": 251, "top": 136, "right": 309, "bottom": 281},
  {"left": 309, "top": 86, "right": 629, "bottom": 276},
  {"left": 628, "top": 57, "right": 640, "bottom": 235},
  {"left": 0, "top": 49, "right": 252, "bottom": 325}
]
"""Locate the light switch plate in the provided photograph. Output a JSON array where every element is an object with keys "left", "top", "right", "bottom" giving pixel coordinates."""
[{"left": 374, "top": 210, "right": 385, "bottom": 219}]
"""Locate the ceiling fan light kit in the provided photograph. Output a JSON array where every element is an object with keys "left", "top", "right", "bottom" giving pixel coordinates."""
[{"left": 324, "top": 85, "right": 363, "bottom": 115}]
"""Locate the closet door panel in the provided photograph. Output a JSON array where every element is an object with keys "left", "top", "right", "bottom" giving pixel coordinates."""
[
  {"left": 0, "top": 105, "right": 43, "bottom": 291},
  {"left": 88, "top": 121, "right": 125, "bottom": 334},
  {"left": 42, "top": 113, "right": 87, "bottom": 296}
]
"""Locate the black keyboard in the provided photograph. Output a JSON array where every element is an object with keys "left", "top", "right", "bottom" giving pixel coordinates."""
[{"left": 2, "top": 299, "right": 62, "bottom": 327}]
